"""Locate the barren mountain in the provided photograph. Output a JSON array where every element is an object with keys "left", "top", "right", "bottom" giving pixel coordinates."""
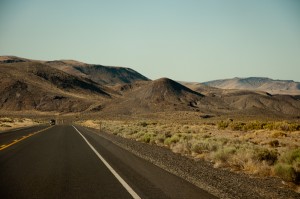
[
  {"left": 180, "top": 82, "right": 221, "bottom": 96},
  {"left": 0, "top": 61, "right": 114, "bottom": 113},
  {"left": 96, "top": 78, "right": 300, "bottom": 117},
  {"left": 101, "top": 78, "right": 204, "bottom": 114},
  {"left": 219, "top": 90, "right": 300, "bottom": 116},
  {"left": 109, "top": 80, "right": 150, "bottom": 94},
  {"left": 181, "top": 82, "right": 300, "bottom": 117},
  {"left": 203, "top": 77, "right": 300, "bottom": 95},
  {"left": 1, "top": 56, "right": 299, "bottom": 118},
  {"left": 136, "top": 78, "right": 204, "bottom": 102},
  {"left": 0, "top": 56, "right": 29, "bottom": 63},
  {"left": 45, "top": 60, "right": 149, "bottom": 85},
  {"left": 1, "top": 56, "right": 149, "bottom": 85}
]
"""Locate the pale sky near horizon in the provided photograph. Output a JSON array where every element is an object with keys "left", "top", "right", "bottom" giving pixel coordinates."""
[{"left": 0, "top": 0, "right": 299, "bottom": 82}]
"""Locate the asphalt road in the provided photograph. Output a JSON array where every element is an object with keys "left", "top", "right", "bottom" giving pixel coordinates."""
[
  {"left": 0, "top": 125, "right": 217, "bottom": 199},
  {"left": 0, "top": 125, "right": 48, "bottom": 146}
]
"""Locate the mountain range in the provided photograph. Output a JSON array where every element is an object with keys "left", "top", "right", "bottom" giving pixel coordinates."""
[
  {"left": 0, "top": 56, "right": 299, "bottom": 118},
  {"left": 202, "top": 77, "right": 300, "bottom": 95}
]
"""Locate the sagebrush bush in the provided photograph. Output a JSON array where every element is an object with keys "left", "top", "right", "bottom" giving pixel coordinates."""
[
  {"left": 266, "top": 121, "right": 300, "bottom": 131},
  {"left": 269, "top": 140, "right": 279, "bottom": 147},
  {"left": 274, "top": 149, "right": 300, "bottom": 183},
  {"left": 274, "top": 163, "right": 297, "bottom": 182},
  {"left": 217, "top": 121, "right": 229, "bottom": 130},
  {"left": 141, "top": 133, "right": 152, "bottom": 143},
  {"left": 216, "top": 120, "right": 300, "bottom": 132},
  {"left": 243, "top": 121, "right": 266, "bottom": 131},
  {"left": 164, "top": 134, "right": 180, "bottom": 146},
  {"left": 17, "top": 118, "right": 25, "bottom": 123},
  {"left": 154, "top": 133, "right": 166, "bottom": 144},
  {"left": 135, "top": 131, "right": 145, "bottom": 139},
  {"left": 263, "top": 122, "right": 275, "bottom": 130},
  {"left": 280, "top": 149, "right": 300, "bottom": 165},
  {"left": 191, "top": 141, "right": 210, "bottom": 153},
  {"left": 171, "top": 141, "right": 190, "bottom": 154},
  {"left": 139, "top": 121, "right": 148, "bottom": 127},
  {"left": 229, "top": 122, "right": 246, "bottom": 131},
  {"left": 278, "top": 122, "right": 290, "bottom": 131},
  {"left": 0, "top": 118, "right": 13, "bottom": 123},
  {"left": 213, "top": 147, "right": 236, "bottom": 163},
  {"left": 219, "top": 137, "right": 229, "bottom": 145},
  {"left": 289, "top": 123, "right": 300, "bottom": 131},
  {"left": 270, "top": 131, "right": 287, "bottom": 138},
  {"left": 253, "top": 148, "right": 278, "bottom": 165},
  {"left": 0, "top": 124, "right": 12, "bottom": 127}
]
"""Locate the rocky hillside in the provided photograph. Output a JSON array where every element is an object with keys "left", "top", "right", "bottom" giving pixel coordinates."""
[
  {"left": 0, "top": 61, "right": 114, "bottom": 112},
  {"left": 99, "top": 78, "right": 204, "bottom": 114},
  {"left": 1, "top": 56, "right": 149, "bottom": 85},
  {"left": 1, "top": 56, "right": 299, "bottom": 118},
  {"left": 45, "top": 60, "right": 149, "bottom": 85}
]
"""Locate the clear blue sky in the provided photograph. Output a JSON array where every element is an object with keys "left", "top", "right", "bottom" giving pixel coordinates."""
[{"left": 1, "top": 0, "right": 299, "bottom": 82}]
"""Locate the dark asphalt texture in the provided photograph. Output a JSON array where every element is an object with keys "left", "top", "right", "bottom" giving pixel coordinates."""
[
  {"left": 0, "top": 125, "right": 48, "bottom": 146},
  {"left": 0, "top": 125, "right": 217, "bottom": 199}
]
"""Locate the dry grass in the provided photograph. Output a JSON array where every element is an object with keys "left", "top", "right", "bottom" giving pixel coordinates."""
[
  {"left": 0, "top": 117, "right": 41, "bottom": 131},
  {"left": 78, "top": 119, "right": 300, "bottom": 184}
]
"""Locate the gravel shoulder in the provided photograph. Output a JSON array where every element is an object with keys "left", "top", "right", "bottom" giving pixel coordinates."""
[{"left": 83, "top": 126, "right": 300, "bottom": 199}]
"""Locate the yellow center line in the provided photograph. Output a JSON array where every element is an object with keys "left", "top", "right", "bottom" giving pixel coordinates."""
[{"left": 0, "top": 126, "right": 53, "bottom": 151}]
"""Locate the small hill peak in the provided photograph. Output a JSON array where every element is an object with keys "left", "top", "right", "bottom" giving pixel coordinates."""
[
  {"left": 0, "top": 56, "right": 29, "bottom": 63},
  {"left": 153, "top": 77, "right": 178, "bottom": 86},
  {"left": 152, "top": 78, "right": 202, "bottom": 95}
]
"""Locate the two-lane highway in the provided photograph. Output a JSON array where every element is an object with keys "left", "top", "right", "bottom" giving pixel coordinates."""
[
  {"left": 0, "top": 125, "right": 217, "bottom": 199},
  {"left": 0, "top": 125, "right": 49, "bottom": 148}
]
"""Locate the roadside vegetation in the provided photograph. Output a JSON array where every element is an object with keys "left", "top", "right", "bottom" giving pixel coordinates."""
[
  {"left": 79, "top": 119, "right": 300, "bottom": 185},
  {"left": 0, "top": 117, "right": 41, "bottom": 131}
]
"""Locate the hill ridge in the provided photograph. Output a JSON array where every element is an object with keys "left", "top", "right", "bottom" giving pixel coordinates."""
[
  {"left": 203, "top": 77, "right": 300, "bottom": 95},
  {"left": 1, "top": 56, "right": 300, "bottom": 117},
  {"left": 0, "top": 56, "right": 150, "bottom": 85}
]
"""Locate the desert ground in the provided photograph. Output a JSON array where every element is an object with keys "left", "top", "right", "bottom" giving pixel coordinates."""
[
  {"left": 0, "top": 117, "right": 41, "bottom": 132},
  {"left": 78, "top": 116, "right": 300, "bottom": 185}
]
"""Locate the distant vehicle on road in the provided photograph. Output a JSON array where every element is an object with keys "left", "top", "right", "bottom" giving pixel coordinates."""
[{"left": 49, "top": 119, "right": 56, "bottom": 125}]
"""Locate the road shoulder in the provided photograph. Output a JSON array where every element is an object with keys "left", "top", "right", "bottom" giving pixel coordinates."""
[{"left": 79, "top": 125, "right": 300, "bottom": 199}]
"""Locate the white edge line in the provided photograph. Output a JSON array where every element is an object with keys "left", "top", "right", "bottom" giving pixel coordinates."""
[{"left": 72, "top": 125, "right": 141, "bottom": 199}]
